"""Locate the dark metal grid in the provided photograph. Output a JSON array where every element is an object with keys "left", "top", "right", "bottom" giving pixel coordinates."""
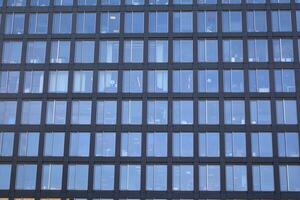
[{"left": 0, "top": 0, "right": 300, "bottom": 199}]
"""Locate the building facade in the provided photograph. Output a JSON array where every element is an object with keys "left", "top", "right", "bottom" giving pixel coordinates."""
[{"left": 0, "top": 0, "right": 300, "bottom": 199}]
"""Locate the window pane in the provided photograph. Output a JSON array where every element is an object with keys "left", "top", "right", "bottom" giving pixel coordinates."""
[
  {"left": 0, "top": 164, "right": 11, "bottom": 189},
  {"left": 94, "top": 165, "right": 115, "bottom": 190},
  {"left": 121, "top": 132, "right": 141, "bottom": 157},
  {"left": 147, "top": 132, "right": 167, "bottom": 157},
  {"left": 44, "top": 132, "right": 65, "bottom": 157},
  {"left": 172, "top": 165, "right": 194, "bottom": 191},
  {"left": 67, "top": 165, "right": 89, "bottom": 190},
  {"left": 146, "top": 165, "right": 167, "bottom": 191},
  {"left": 120, "top": 165, "right": 141, "bottom": 190},
  {"left": 0, "top": 132, "right": 14, "bottom": 156},
  {"left": 95, "top": 132, "right": 116, "bottom": 157},
  {"left": 69, "top": 132, "right": 90, "bottom": 157},
  {"left": 15, "top": 165, "right": 37, "bottom": 190}
]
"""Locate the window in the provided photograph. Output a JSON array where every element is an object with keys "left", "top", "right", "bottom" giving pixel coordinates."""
[
  {"left": 120, "top": 165, "right": 141, "bottom": 191},
  {"left": 148, "top": 40, "right": 168, "bottom": 63},
  {"left": 173, "top": 165, "right": 194, "bottom": 191},
  {"left": 24, "top": 71, "right": 44, "bottom": 93},
  {"left": 52, "top": 13, "right": 72, "bottom": 34},
  {"left": 173, "top": 70, "right": 193, "bottom": 93},
  {"left": 0, "top": 71, "right": 19, "bottom": 93},
  {"left": 100, "top": 12, "right": 120, "bottom": 33},
  {"left": 124, "top": 12, "right": 144, "bottom": 33},
  {"left": 273, "top": 39, "right": 294, "bottom": 62},
  {"left": 225, "top": 132, "right": 246, "bottom": 157},
  {"left": 173, "top": 12, "right": 193, "bottom": 33},
  {"left": 146, "top": 165, "right": 167, "bottom": 191},
  {"left": 67, "top": 165, "right": 89, "bottom": 190},
  {"left": 252, "top": 165, "right": 274, "bottom": 191},
  {"left": 75, "top": 41, "right": 95, "bottom": 63},
  {"left": 248, "top": 39, "right": 268, "bottom": 62},
  {"left": 50, "top": 41, "right": 70, "bottom": 63},
  {"left": 48, "top": 71, "right": 68, "bottom": 93},
  {"left": 276, "top": 100, "right": 297, "bottom": 124},
  {"left": 46, "top": 101, "right": 67, "bottom": 124},
  {"left": 252, "top": 132, "right": 273, "bottom": 157},
  {"left": 199, "top": 132, "right": 219, "bottom": 157},
  {"left": 297, "top": 11, "right": 300, "bottom": 31},
  {"left": 101, "top": 0, "right": 120, "bottom": 5},
  {"left": 26, "top": 41, "right": 47, "bottom": 63},
  {"left": 149, "top": 12, "right": 168, "bottom": 33},
  {"left": 78, "top": 0, "right": 97, "bottom": 5},
  {"left": 147, "top": 132, "right": 168, "bottom": 157},
  {"left": 199, "top": 165, "right": 220, "bottom": 191},
  {"left": 198, "top": 11, "right": 217, "bottom": 32},
  {"left": 0, "top": 164, "right": 11, "bottom": 190},
  {"left": 198, "top": 40, "right": 218, "bottom": 62},
  {"left": 147, "top": 100, "right": 168, "bottom": 125},
  {"left": 198, "top": 70, "right": 218, "bottom": 93},
  {"left": 123, "top": 70, "right": 143, "bottom": 93},
  {"left": 98, "top": 71, "right": 118, "bottom": 93},
  {"left": 94, "top": 165, "right": 115, "bottom": 190},
  {"left": 272, "top": 10, "right": 292, "bottom": 32},
  {"left": 97, "top": 101, "right": 117, "bottom": 124},
  {"left": 95, "top": 132, "right": 116, "bottom": 157},
  {"left": 278, "top": 132, "right": 299, "bottom": 157},
  {"left": 2, "top": 41, "right": 22, "bottom": 64},
  {"left": 198, "top": 0, "right": 217, "bottom": 4},
  {"left": 222, "top": 11, "right": 242, "bottom": 32},
  {"left": 0, "top": 132, "right": 14, "bottom": 156},
  {"left": 224, "top": 100, "right": 245, "bottom": 124},
  {"left": 173, "top": 132, "right": 193, "bottom": 157},
  {"left": 148, "top": 70, "right": 168, "bottom": 93},
  {"left": 149, "top": 0, "right": 168, "bottom": 4},
  {"left": 223, "top": 40, "right": 243, "bottom": 62},
  {"left": 250, "top": 100, "right": 271, "bottom": 124},
  {"left": 199, "top": 100, "right": 219, "bottom": 125},
  {"left": 18, "top": 132, "right": 39, "bottom": 157},
  {"left": 249, "top": 70, "right": 270, "bottom": 93},
  {"left": 274, "top": 69, "right": 295, "bottom": 92},
  {"left": 124, "top": 40, "right": 144, "bottom": 63},
  {"left": 224, "top": 70, "right": 244, "bottom": 93},
  {"left": 122, "top": 101, "right": 142, "bottom": 124},
  {"left": 280, "top": 165, "right": 300, "bottom": 191},
  {"left": 73, "top": 71, "right": 93, "bottom": 93},
  {"left": 226, "top": 165, "right": 247, "bottom": 191},
  {"left": 31, "top": 0, "right": 49, "bottom": 6},
  {"left": 54, "top": 0, "right": 73, "bottom": 6},
  {"left": 5, "top": 13, "right": 25, "bottom": 34},
  {"left": 173, "top": 40, "right": 193, "bottom": 63},
  {"left": 125, "top": 0, "right": 144, "bottom": 5},
  {"left": 272, "top": 0, "right": 290, "bottom": 3},
  {"left": 121, "top": 132, "right": 141, "bottom": 157},
  {"left": 173, "top": 101, "right": 193, "bottom": 124},
  {"left": 0, "top": 101, "right": 17, "bottom": 125},
  {"left": 41, "top": 164, "right": 63, "bottom": 190},
  {"left": 223, "top": 0, "right": 241, "bottom": 3},
  {"left": 247, "top": 0, "right": 266, "bottom": 2},
  {"left": 71, "top": 101, "right": 92, "bottom": 124},
  {"left": 69, "top": 132, "right": 90, "bottom": 157},
  {"left": 174, "top": 0, "right": 192, "bottom": 4},
  {"left": 76, "top": 13, "right": 96, "bottom": 33},
  {"left": 15, "top": 164, "right": 37, "bottom": 190},
  {"left": 247, "top": 11, "right": 267, "bottom": 32},
  {"left": 28, "top": 13, "right": 48, "bottom": 34},
  {"left": 21, "top": 101, "right": 42, "bottom": 125},
  {"left": 44, "top": 132, "right": 65, "bottom": 157},
  {"left": 99, "top": 40, "right": 119, "bottom": 63}
]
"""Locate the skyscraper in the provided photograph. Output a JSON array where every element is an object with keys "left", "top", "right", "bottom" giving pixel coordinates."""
[{"left": 0, "top": 0, "right": 300, "bottom": 199}]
